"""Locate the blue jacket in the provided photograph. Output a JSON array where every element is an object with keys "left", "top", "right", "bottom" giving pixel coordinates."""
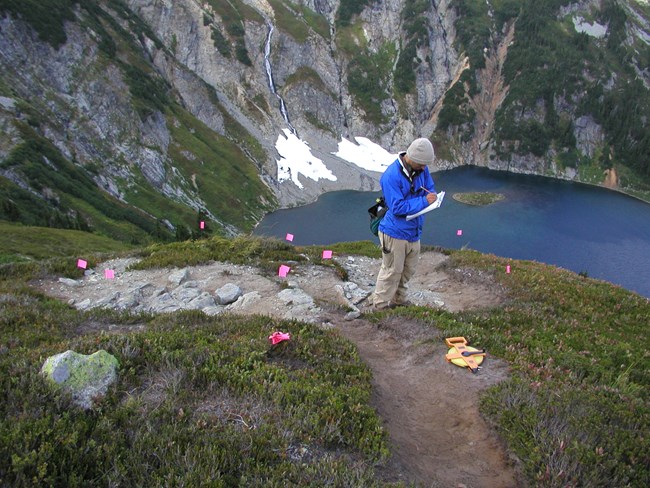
[{"left": 378, "top": 154, "right": 436, "bottom": 242}]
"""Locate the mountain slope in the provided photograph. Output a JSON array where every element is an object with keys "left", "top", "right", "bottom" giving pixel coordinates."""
[
  {"left": 0, "top": 0, "right": 648, "bottom": 245},
  {"left": 436, "top": 1, "right": 649, "bottom": 186},
  {"left": 0, "top": 0, "right": 277, "bottom": 242}
]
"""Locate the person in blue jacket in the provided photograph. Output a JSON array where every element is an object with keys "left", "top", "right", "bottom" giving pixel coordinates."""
[{"left": 370, "top": 138, "right": 437, "bottom": 309}]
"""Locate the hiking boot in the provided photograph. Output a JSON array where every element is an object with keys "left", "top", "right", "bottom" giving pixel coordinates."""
[{"left": 366, "top": 301, "right": 391, "bottom": 312}]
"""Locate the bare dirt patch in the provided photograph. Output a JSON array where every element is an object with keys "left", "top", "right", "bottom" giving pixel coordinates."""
[{"left": 336, "top": 316, "right": 522, "bottom": 487}]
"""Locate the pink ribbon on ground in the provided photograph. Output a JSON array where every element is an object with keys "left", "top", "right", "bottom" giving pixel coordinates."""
[
  {"left": 77, "top": 259, "right": 87, "bottom": 269},
  {"left": 269, "top": 331, "right": 291, "bottom": 345}
]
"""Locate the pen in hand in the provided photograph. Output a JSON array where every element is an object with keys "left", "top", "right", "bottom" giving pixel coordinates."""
[{"left": 420, "top": 186, "right": 437, "bottom": 204}]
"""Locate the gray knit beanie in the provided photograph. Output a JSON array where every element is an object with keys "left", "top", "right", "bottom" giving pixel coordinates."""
[{"left": 406, "top": 138, "right": 435, "bottom": 165}]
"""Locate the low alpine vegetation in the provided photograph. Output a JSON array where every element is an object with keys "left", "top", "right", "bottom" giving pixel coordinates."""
[
  {"left": 0, "top": 236, "right": 648, "bottom": 486},
  {"left": 389, "top": 250, "right": 649, "bottom": 487}
]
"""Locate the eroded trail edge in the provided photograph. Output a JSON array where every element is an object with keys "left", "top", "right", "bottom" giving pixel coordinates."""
[{"left": 336, "top": 315, "right": 521, "bottom": 488}]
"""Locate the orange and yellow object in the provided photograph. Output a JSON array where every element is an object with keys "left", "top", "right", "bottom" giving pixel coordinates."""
[{"left": 445, "top": 337, "right": 486, "bottom": 374}]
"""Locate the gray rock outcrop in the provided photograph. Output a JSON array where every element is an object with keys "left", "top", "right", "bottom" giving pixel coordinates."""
[
  {"left": 37, "top": 253, "right": 474, "bottom": 327},
  {"left": 40, "top": 350, "right": 119, "bottom": 410}
]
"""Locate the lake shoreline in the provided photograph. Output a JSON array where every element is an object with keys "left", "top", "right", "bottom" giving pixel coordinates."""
[
  {"left": 255, "top": 166, "right": 650, "bottom": 298},
  {"left": 261, "top": 165, "right": 650, "bottom": 219}
]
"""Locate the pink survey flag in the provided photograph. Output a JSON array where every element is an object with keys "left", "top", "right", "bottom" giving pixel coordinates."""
[
  {"left": 506, "top": 265, "right": 511, "bottom": 274},
  {"left": 285, "top": 233, "right": 294, "bottom": 242},
  {"left": 268, "top": 331, "right": 291, "bottom": 345},
  {"left": 200, "top": 221, "right": 205, "bottom": 230},
  {"left": 104, "top": 269, "right": 115, "bottom": 279},
  {"left": 77, "top": 259, "right": 87, "bottom": 269},
  {"left": 322, "top": 250, "right": 333, "bottom": 259},
  {"left": 278, "top": 265, "right": 291, "bottom": 277},
  {"left": 457, "top": 229, "right": 463, "bottom": 236}
]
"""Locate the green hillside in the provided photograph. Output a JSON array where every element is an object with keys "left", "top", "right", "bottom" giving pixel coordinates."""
[
  {"left": 0, "top": 236, "right": 648, "bottom": 486},
  {"left": 0, "top": 220, "right": 133, "bottom": 264}
]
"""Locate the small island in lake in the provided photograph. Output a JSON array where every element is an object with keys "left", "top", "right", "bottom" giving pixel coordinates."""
[{"left": 452, "top": 192, "right": 505, "bottom": 206}]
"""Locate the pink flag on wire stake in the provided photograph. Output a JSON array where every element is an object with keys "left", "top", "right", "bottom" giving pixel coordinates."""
[
  {"left": 506, "top": 265, "right": 511, "bottom": 274},
  {"left": 457, "top": 229, "right": 463, "bottom": 236},
  {"left": 200, "top": 221, "right": 205, "bottom": 230},
  {"left": 278, "top": 265, "right": 291, "bottom": 278},
  {"left": 104, "top": 269, "right": 115, "bottom": 279},
  {"left": 77, "top": 259, "right": 87, "bottom": 269},
  {"left": 285, "top": 233, "right": 294, "bottom": 242},
  {"left": 322, "top": 250, "right": 333, "bottom": 259},
  {"left": 269, "top": 331, "right": 291, "bottom": 345}
]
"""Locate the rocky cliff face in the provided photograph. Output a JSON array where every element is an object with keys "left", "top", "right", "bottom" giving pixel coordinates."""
[
  {"left": 126, "top": 0, "right": 466, "bottom": 206},
  {"left": 0, "top": 0, "right": 648, "bottom": 239}
]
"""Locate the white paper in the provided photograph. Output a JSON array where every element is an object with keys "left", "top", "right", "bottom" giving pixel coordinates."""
[{"left": 406, "top": 191, "right": 445, "bottom": 220}]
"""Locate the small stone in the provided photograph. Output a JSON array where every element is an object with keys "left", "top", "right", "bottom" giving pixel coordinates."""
[
  {"left": 59, "top": 278, "right": 82, "bottom": 287},
  {"left": 202, "top": 306, "right": 224, "bottom": 316},
  {"left": 168, "top": 268, "right": 190, "bottom": 286},
  {"left": 345, "top": 311, "right": 361, "bottom": 321},
  {"left": 76, "top": 298, "right": 92, "bottom": 310},
  {"left": 215, "top": 283, "right": 242, "bottom": 305},
  {"left": 0, "top": 96, "right": 16, "bottom": 110}
]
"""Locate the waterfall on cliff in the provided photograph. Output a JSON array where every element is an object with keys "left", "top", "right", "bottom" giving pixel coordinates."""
[{"left": 264, "top": 23, "right": 297, "bottom": 136}]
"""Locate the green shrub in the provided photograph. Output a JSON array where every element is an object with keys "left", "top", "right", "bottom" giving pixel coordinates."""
[
  {"left": 335, "top": 0, "right": 378, "bottom": 27},
  {"left": 0, "top": 0, "right": 78, "bottom": 48},
  {"left": 452, "top": 0, "right": 491, "bottom": 70},
  {"left": 268, "top": 0, "right": 310, "bottom": 43},
  {"left": 211, "top": 26, "right": 231, "bottom": 58},
  {"left": 395, "top": 0, "right": 431, "bottom": 94},
  {"left": 120, "top": 63, "right": 170, "bottom": 119},
  {"left": 1, "top": 124, "right": 164, "bottom": 241},
  {"left": 347, "top": 43, "right": 396, "bottom": 124},
  {"left": 204, "top": 0, "right": 256, "bottom": 67}
]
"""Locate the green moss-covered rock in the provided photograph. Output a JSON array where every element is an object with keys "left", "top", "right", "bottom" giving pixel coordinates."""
[{"left": 40, "top": 349, "right": 119, "bottom": 409}]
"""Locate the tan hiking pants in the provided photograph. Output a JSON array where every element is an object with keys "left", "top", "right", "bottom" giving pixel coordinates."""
[{"left": 371, "top": 231, "right": 420, "bottom": 308}]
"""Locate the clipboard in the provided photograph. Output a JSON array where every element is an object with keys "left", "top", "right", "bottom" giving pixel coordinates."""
[{"left": 406, "top": 191, "right": 445, "bottom": 220}]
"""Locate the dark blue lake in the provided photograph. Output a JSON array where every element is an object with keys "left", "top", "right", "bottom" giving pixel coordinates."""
[{"left": 254, "top": 167, "right": 650, "bottom": 298}]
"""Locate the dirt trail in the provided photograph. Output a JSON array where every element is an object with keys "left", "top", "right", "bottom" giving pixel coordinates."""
[
  {"left": 331, "top": 252, "right": 523, "bottom": 486},
  {"left": 336, "top": 316, "right": 521, "bottom": 487}
]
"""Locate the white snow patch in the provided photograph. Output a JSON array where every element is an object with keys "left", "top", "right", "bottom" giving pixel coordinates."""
[
  {"left": 333, "top": 136, "right": 396, "bottom": 173},
  {"left": 573, "top": 16, "right": 608, "bottom": 38},
  {"left": 275, "top": 129, "right": 337, "bottom": 189}
]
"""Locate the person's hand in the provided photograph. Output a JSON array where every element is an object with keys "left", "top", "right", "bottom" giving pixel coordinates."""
[{"left": 426, "top": 192, "right": 437, "bottom": 204}]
